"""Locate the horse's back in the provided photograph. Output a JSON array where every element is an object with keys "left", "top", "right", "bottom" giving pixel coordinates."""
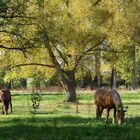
[
  {"left": 94, "top": 88, "right": 110, "bottom": 104},
  {"left": 95, "top": 88, "right": 108, "bottom": 96},
  {"left": 94, "top": 88, "right": 110, "bottom": 99},
  {"left": 94, "top": 88, "right": 116, "bottom": 108}
]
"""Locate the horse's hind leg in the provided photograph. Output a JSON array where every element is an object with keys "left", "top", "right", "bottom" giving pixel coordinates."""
[
  {"left": 96, "top": 105, "right": 101, "bottom": 121},
  {"left": 2, "top": 105, "right": 4, "bottom": 114},
  {"left": 1, "top": 100, "right": 5, "bottom": 114}
]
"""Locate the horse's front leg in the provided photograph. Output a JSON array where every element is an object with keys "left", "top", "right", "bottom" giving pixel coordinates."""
[
  {"left": 2, "top": 104, "right": 5, "bottom": 114},
  {"left": 105, "top": 108, "right": 110, "bottom": 123},
  {"left": 99, "top": 107, "right": 104, "bottom": 121},
  {"left": 112, "top": 108, "right": 116, "bottom": 124}
]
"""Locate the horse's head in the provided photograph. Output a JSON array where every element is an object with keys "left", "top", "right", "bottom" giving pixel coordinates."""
[{"left": 117, "top": 106, "right": 128, "bottom": 125}]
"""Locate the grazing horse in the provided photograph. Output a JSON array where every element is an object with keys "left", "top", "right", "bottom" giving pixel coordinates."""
[
  {"left": 0, "top": 89, "right": 12, "bottom": 114},
  {"left": 94, "top": 88, "right": 127, "bottom": 125}
]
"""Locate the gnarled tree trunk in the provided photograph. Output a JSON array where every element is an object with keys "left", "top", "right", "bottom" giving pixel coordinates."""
[
  {"left": 62, "top": 70, "right": 77, "bottom": 102},
  {"left": 110, "top": 68, "right": 116, "bottom": 89},
  {"left": 131, "top": 45, "right": 136, "bottom": 90},
  {"left": 47, "top": 45, "right": 77, "bottom": 102}
]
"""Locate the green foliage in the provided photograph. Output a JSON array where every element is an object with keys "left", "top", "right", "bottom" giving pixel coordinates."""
[
  {"left": 0, "top": 0, "right": 140, "bottom": 87},
  {"left": 0, "top": 70, "right": 6, "bottom": 87}
]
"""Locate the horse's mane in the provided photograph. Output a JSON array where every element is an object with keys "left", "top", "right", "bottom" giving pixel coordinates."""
[{"left": 110, "top": 89, "right": 123, "bottom": 109}]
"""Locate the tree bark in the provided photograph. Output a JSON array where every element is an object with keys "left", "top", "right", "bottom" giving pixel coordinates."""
[
  {"left": 93, "top": 74, "right": 101, "bottom": 88},
  {"left": 131, "top": 45, "right": 136, "bottom": 90},
  {"left": 66, "top": 0, "right": 71, "bottom": 18},
  {"left": 63, "top": 70, "right": 77, "bottom": 102},
  {"left": 20, "top": 78, "right": 27, "bottom": 89},
  {"left": 47, "top": 45, "right": 77, "bottom": 102},
  {"left": 5, "top": 81, "right": 11, "bottom": 90},
  {"left": 95, "top": 55, "right": 101, "bottom": 88},
  {"left": 110, "top": 68, "right": 116, "bottom": 89}
]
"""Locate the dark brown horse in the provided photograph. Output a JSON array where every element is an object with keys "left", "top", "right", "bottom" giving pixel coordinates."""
[
  {"left": 94, "top": 88, "right": 127, "bottom": 125},
  {"left": 0, "top": 89, "right": 12, "bottom": 114}
]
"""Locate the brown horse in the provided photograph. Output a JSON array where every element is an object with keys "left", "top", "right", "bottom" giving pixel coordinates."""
[
  {"left": 94, "top": 88, "right": 127, "bottom": 125},
  {"left": 0, "top": 89, "right": 12, "bottom": 114}
]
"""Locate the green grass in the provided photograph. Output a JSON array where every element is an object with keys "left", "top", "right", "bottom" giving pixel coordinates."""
[{"left": 0, "top": 91, "right": 140, "bottom": 140}]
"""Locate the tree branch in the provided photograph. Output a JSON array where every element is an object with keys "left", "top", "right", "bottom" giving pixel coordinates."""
[
  {"left": 47, "top": 44, "right": 69, "bottom": 83},
  {"left": 93, "top": 0, "right": 102, "bottom": 6},
  {"left": 10, "top": 63, "right": 55, "bottom": 69},
  {"left": 66, "top": 0, "right": 71, "bottom": 18},
  {"left": 0, "top": 15, "right": 36, "bottom": 19},
  {"left": 52, "top": 43, "right": 68, "bottom": 66},
  {"left": 73, "top": 39, "right": 104, "bottom": 70},
  {"left": 0, "top": 45, "right": 34, "bottom": 54},
  {"left": 0, "top": 45, "right": 24, "bottom": 50}
]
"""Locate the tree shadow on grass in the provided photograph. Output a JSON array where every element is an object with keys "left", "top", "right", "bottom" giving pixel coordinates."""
[{"left": 0, "top": 116, "right": 140, "bottom": 140}]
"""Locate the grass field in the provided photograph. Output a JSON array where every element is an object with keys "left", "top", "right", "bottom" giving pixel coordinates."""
[{"left": 0, "top": 90, "right": 140, "bottom": 140}]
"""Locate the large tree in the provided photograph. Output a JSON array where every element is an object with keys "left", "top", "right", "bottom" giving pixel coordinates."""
[
  {"left": 1, "top": 0, "right": 109, "bottom": 102},
  {"left": 1, "top": 0, "right": 140, "bottom": 101}
]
